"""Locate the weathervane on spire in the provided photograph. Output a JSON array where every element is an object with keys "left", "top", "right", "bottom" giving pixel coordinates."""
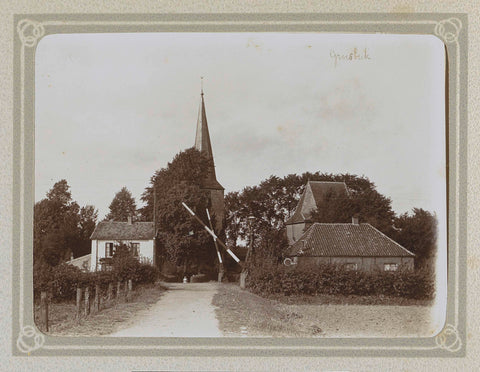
[{"left": 200, "top": 76, "right": 204, "bottom": 96}]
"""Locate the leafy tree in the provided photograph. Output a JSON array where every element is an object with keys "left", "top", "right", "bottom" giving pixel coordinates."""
[
  {"left": 76, "top": 205, "right": 98, "bottom": 257},
  {"left": 105, "top": 187, "right": 137, "bottom": 222},
  {"left": 393, "top": 208, "right": 438, "bottom": 271},
  {"left": 140, "top": 148, "right": 219, "bottom": 273},
  {"left": 34, "top": 180, "right": 81, "bottom": 266}
]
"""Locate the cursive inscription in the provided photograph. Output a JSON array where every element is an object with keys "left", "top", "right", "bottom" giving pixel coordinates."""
[{"left": 330, "top": 48, "right": 371, "bottom": 67}]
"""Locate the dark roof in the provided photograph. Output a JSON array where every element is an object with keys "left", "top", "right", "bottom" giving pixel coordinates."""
[
  {"left": 285, "top": 181, "right": 348, "bottom": 225},
  {"left": 287, "top": 223, "right": 414, "bottom": 257},
  {"left": 90, "top": 221, "right": 155, "bottom": 240}
]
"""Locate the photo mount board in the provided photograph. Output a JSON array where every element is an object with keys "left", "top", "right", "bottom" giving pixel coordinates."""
[{"left": 12, "top": 13, "right": 467, "bottom": 357}]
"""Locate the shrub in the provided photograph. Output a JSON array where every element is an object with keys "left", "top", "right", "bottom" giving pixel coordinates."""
[
  {"left": 33, "top": 261, "right": 54, "bottom": 299},
  {"left": 133, "top": 263, "right": 159, "bottom": 285},
  {"left": 247, "top": 263, "right": 434, "bottom": 300},
  {"left": 34, "top": 245, "right": 159, "bottom": 303},
  {"left": 50, "top": 263, "right": 85, "bottom": 301}
]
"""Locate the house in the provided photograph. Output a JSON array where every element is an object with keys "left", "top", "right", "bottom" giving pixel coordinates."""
[
  {"left": 284, "top": 219, "right": 415, "bottom": 271},
  {"left": 89, "top": 217, "right": 155, "bottom": 271},
  {"left": 285, "top": 181, "right": 348, "bottom": 244}
]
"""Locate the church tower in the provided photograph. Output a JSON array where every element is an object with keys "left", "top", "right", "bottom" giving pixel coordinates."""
[{"left": 194, "top": 87, "right": 225, "bottom": 232}]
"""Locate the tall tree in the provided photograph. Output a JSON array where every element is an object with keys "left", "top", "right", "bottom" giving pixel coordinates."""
[
  {"left": 34, "top": 180, "right": 81, "bottom": 266},
  {"left": 105, "top": 187, "right": 137, "bottom": 222},
  {"left": 141, "top": 148, "right": 219, "bottom": 273},
  {"left": 76, "top": 205, "right": 98, "bottom": 257},
  {"left": 393, "top": 208, "right": 437, "bottom": 271}
]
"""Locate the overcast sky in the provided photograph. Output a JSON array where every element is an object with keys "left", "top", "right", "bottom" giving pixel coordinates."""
[{"left": 35, "top": 32, "right": 446, "bottom": 222}]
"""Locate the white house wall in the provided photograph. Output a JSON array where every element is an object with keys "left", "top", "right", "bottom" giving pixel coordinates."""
[{"left": 90, "top": 239, "right": 154, "bottom": 271}]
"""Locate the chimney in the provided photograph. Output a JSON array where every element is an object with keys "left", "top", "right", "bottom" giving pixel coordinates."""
[
  {"left": 127, "top": 216, "right": 132, "bottom": 225},
  {"left": 352, "top": 216, "right": 359, "bottom": 225}
]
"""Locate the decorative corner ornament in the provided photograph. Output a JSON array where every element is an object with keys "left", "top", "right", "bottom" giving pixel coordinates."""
[
  {"left": 434, "top": 18, "right": 462, "bottom": 44},
  {"left": 17, "top": 19, "right": 45, "bottom": 48},
  {"left": 16, "top": 325, "right": 45, "bottom": 354},
  {"left": 435, "top": 324, "right": 462, "bottom": 353}
]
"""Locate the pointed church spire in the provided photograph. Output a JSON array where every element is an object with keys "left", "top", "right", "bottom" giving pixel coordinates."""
[
  {"left": 194, "top": 82, "right": 224, "bottom": 190},
  {"left": 194, "top": 80, "right": 214, "bottom": 158}
]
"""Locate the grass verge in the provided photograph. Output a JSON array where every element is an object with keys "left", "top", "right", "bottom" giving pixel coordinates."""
[
  {"left": 213, "top": 283, "right": 434, "bottom": 337},
  {"left": 34, "top": 283, "right": 166, "bottom": 336}
]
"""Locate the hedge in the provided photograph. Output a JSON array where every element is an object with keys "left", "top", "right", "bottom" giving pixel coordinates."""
[
  {"left": 34, "top": 260, "right": 159, "bottom": 302},
  {"left": 246, "top": 263, "right": 434, "bottom": 300}
]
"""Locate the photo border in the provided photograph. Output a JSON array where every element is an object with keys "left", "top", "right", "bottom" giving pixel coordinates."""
[{"left": 12, "top": 13, "right": 467, "bottom": 357}]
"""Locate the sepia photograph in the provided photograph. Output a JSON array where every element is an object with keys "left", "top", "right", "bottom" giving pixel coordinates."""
[{"left": 33, "top": 32, "right": 447, "bottom": 338}]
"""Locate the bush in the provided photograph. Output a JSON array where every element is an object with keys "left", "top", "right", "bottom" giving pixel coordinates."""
[
  {"left": 247, "top": 263, "right": 434, "bottom": 300},
  {"left": 34, "top": 245, "right": 159, "bottom": 302},
  {"left": 50, "top": 263, "right": 85, "bottom": 301},
  {"left": 133, "top": 263, "right": 159, "bottom": 285}
]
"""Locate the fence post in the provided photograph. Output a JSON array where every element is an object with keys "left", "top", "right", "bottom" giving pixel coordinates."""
[
  {"left": 76, "top": 287, "right": 82, "bottom": 319},
  {"left": 124, "top": 281, "right": 129, "bottom": 301},
  {"left": 127, "top": 279, "right": 133, "bottom": 302},
  {"left": 84, "top": 287, "right": 90, "bottom": 316},
  {"left": 116, "top": 281, "right": 121, "bottom": 300},
  {"left": 94, "top": 284, "right": 100, "bottom": 312},
  {"left": 40, "top": 291, "right": 49, "bottom": 332},
  {"left": 240, "top": 271, "right": 247, "bottom": 290},
  {"left": 107, "top": 282, "right": 113, "bottom": 301}
]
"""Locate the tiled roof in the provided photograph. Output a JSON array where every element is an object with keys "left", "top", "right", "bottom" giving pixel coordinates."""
[
  {"left": 285, "top": 181, "right": 348, "bottom": 225},
  {"left": 90, "top": 221, "right": 155, "bottom": 240},
  {"left": 287, "top": 223, "right": 414, "bottom": 257}
]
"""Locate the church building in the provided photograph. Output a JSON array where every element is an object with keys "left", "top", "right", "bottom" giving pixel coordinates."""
[{"left": 194, "top": 88, "right": 225, "bottom": 233}]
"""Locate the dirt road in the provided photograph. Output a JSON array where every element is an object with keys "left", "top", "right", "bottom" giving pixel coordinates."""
[{"left": 110, "top": 282, "right": 221, "bottom": 337}]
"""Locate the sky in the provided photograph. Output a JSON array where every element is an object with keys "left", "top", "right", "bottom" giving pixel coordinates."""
[{"left": 35, "top": 32, "right": 446, "bottom": 222}]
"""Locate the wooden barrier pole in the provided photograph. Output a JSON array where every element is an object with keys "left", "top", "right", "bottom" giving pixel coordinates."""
[
  {"left": 124, "top": 281, "right": 129, "bottom": 301},
  {"left": 94, "top": 284, "right": 100, "bottom": 312},
  {"left": 84, "top": 287, "right": 90, "bottom": 316},
  {"left": 128, "top": 279, "right": 132, "bottom": 292},
  {"left": 116, "top": 281, "right": 121, "bottom": 300},
  {"left": 40, "top": 291, "right": 48, "bottom": 332},
  {"left": 76, "top": 287, "right": 82, "bottom": 319},
  {"left": 107, "top": 282, "right": 113, "bottom": 301}
]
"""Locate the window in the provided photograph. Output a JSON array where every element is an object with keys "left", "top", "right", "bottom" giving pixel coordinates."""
[
  {"left": 345, "top": 263, "right": 358, "bottom": 271},
  {"left": 105, "top": 242, "right": 114, "bottom": 257},
  {"left": 384, "top": 263, "right": 399, "bottom": 272},
  {"left": 130, "top": 242, "right": 140, "bottom": 257}
]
